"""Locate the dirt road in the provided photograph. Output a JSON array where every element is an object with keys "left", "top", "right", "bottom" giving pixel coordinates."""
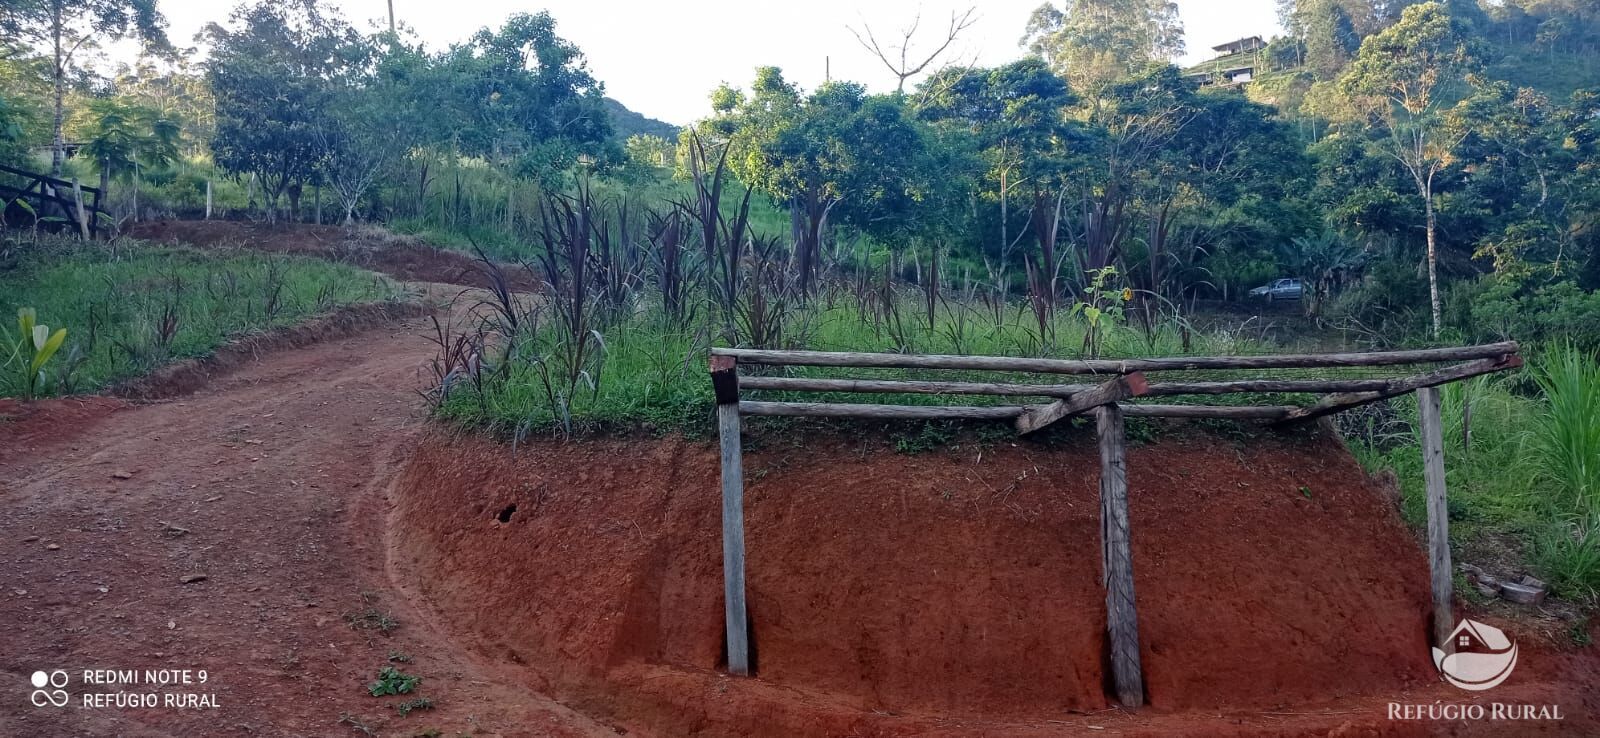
[{"left": 0, "top": 311, "right": 616, "bottom": 737}]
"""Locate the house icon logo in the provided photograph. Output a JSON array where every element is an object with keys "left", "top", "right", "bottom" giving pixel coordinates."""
[{"left": 1432, "top": 619, "right": 1517, "bottom": 691}]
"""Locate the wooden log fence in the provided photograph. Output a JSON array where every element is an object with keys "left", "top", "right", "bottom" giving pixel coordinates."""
[
  {"left": 0, "top": 163, "right": 104, "bottom": 238},
  {"left": 708, "top": 342, "right": 1521, "bottom": 705}
]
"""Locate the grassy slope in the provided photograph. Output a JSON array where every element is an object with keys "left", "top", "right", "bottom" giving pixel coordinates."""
[
  {"left": 0, "top": 240, "right": 403, "bottom": 395},
  {"left": 1488, "top": 47, "right": 1600, "bottom": 101}
]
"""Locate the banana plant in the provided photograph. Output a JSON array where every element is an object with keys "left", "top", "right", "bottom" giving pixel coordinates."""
[{"left": 8, "top": 308, "right": 68, "bottom": 399}]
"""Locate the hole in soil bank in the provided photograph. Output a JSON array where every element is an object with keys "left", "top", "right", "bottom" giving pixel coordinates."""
[{"left": 496, "top": 504, "right": 517, "bottom": 523}]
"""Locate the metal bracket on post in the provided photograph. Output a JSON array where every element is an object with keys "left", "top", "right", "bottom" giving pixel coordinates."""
[{"left": 711, "top": 356, "right": 750, "bottom": 675}]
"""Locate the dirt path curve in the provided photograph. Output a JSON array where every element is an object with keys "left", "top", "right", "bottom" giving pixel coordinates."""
[{"left": 0, "top": 308, "right": 616, "bottom": 737}]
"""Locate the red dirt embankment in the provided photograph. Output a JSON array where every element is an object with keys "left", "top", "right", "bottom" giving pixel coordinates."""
[{"left": 392, "top": 425, "right": 1449, "bottom": 735}]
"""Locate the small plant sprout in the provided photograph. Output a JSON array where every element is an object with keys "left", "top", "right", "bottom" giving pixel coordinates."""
[{"left": 6, "top": 308, "right": 68, "bottom": 399}]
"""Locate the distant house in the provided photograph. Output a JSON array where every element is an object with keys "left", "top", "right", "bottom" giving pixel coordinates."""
[
  {"left": 1183, "top": 35, "right": 1268, "bottom": 88},
  {"left": 1213, "top": 36, "right": 1266, "bottom": 56}
]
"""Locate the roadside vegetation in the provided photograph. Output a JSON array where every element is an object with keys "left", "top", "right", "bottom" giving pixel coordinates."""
[{"left": 0, "top": 236, "right": 400, "bottom": 396}]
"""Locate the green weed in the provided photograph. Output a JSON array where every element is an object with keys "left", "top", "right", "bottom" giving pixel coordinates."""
[{"left": 368, "top": 666, "right": 421, "bottom": 697}]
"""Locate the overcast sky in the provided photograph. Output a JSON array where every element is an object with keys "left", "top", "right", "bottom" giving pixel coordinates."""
[{"left": 129, "top": 0, "right": 1283, "bottom": 125}]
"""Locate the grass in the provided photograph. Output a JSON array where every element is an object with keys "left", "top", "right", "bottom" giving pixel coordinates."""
[
  {"left": 431, "top": 290, "right": 1290, "bottom": 439},
  {"left": 0, "top": 237, "right": 402, "bottom": 396},
  {"left": 1349, "top": 345, "right": 1600, "bottom": 605}
]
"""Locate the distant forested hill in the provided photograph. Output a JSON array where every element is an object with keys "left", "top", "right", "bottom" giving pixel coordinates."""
[
  {"left": 604, "top": 98, "right": 679, "bottom": 141},
  {"left": 1215, "top": 0, "right": 1600, "bottom": 117}
]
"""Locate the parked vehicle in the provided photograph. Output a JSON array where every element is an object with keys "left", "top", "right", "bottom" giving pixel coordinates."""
[{"left": 1249, "top": 278, "right": 1304, "bottom": 301}]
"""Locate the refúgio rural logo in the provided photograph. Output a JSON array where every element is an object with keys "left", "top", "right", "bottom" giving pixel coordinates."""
[{"left": 1431, "top": 619, "right": 1518, "bottom": 691}]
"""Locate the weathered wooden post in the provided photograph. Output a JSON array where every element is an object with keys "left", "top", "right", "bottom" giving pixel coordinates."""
[
  {"left": 71, "top": 178, "right": 89, "bottom": 240},
  {"left": 205, "top": 179, "right": 213, "bottom": 220},
  {"left": 711, "top": 355, "right": 750, "bottom": 675},
  {"left": 1418, "top": 386, "right": 1453, "bottom": 653},
  {"left": 1096, "top": 403, "right": 1144, "bottom": 707}
]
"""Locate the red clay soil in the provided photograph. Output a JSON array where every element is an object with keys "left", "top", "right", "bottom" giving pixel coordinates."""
[
  {"left": 0, "top": 314, "right": 614, "bottom": 737},
  {"left": 391, "top": 427, "right": 1600, "bottom": 736},
  {"left": 128, "top": 219, "right": 542, "bottom": 291},
  {"left": 1, "top": 272, "right": 1595, "bottom": 735}
]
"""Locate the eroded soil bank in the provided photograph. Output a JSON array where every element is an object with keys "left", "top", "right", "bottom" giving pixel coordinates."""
[{"left": 390, "top": 424, "right": 1579, "bottom": 736}]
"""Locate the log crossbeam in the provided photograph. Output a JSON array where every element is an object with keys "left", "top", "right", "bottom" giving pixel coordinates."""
[{"left": 1017, "top": 373, "right": 1150, "bottom": 435}]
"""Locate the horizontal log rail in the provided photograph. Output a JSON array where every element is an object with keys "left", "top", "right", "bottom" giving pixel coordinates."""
[
  {"left": 736, "top": 374, "right": 1451, "bottom": 398},
  {"left": 739, "top": 400, "right": 1301, "bottom": 421},
  {"left": 1271, "top": 354, "right": 1522, "bottom": 426},
  {"left": 712, "top": 342, "right": 1518, "bottom": 375},
  {"left": 0, "top": 163, "right": 102, "bottom": 196}
]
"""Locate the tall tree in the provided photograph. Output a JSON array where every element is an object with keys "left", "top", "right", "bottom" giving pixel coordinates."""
[
  {"left": 206, "top": 0, "right": 359, "bottom": 221},
  {"left": 76, "top": 95, "right": 178, "bottom": 217},
  {"left": 919, "top": 59, "right": 1078, "bottom": 298},
  {"left": 1021, "top": 0, "right": 1184, "bottom": 93},
  {"left": 1339, "top": 1, "right": 1477, "bottom": 336},
  {"left": 0, "top": 0, "right": 169, "bottom": 176},
  {"left": 1303, "top": 0, "right": 1363, "bottom": 77},
  {"left": 436, "top": 12, "right": 614, "bottom": 179}
]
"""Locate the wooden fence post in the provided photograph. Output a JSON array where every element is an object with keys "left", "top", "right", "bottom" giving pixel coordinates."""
[
  {"left": 71, "top": 178, "right": 89, "bottom": 240},
  {"left": 1096, "top": 403, "right": 1144, "bottom": 707},
  {"left": 205, "top": 179, "right": 213, "bottom": 220},
  {"left": 1418, "top": 386, "right": 1454, "bottom": 653},
  {"left": 711, "top": 356, "right": 750, "bottom": 675}
]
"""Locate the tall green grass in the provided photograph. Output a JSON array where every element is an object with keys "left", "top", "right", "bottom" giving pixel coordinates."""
[
  {"left": 1350, "top": 345, "right": 1600, "bottom": 604},
  {"left": 1529, "top": 344, "right": 1600, "bottom": 601},
  {"left": 432, "top": 286, "right": 1289, "bottom": 438},
  {"left": 1531, "top": 344, "right": 1600, "bottom": 518},
  {"left": 0, "top": 239, "right": 403, "bottom": 395}
]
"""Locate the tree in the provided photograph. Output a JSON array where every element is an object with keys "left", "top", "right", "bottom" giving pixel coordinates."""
[
  {"left": 848, "top": 7, "right": 976, "bottom": 93},
  {"left": 1339, "top": 1, "right": 1477, "bottom": 337},
  {"left": 624, "top": 134, "right": 672, "bottom": 169},
  {"left": 314, "top": 83, "right": 390, "bottom": 225},
  {"left": 1069, "top": 65, "right": 1196, "bottom": 281},
  {"left": 1303, "top": 0, "right": 1362, "bottom": 77},
  {"left": 76, "top": 95, "right": 178, "bottom": 218},
  {"left": 1140, "top": 91, "right": 1311, "bottom": 301},
  {"left": 919, "top": 58, "right": 1078, "bottom": 299},
  {"left": 1021, "top": 0, "right": 1184, "bottom": 93},
  {"left": 0, "top": 0, "right": 169, "bottom": 176},
  {"left": 206, "top": 0, "right": 359, "bottom": 222},
  {"left": 0, "top": 44, "right": 50, "bottom": 167},
  {"left": 1281, "top": 230, "right": 1366, "bottom": 314},
  {"left": 435, "top": 12, "right": 614, "bottom": 179}
]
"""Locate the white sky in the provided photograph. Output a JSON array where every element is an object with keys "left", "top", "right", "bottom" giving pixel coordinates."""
[{"left": 128, "top": 0, "right": 1283, "bottom": 125}]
